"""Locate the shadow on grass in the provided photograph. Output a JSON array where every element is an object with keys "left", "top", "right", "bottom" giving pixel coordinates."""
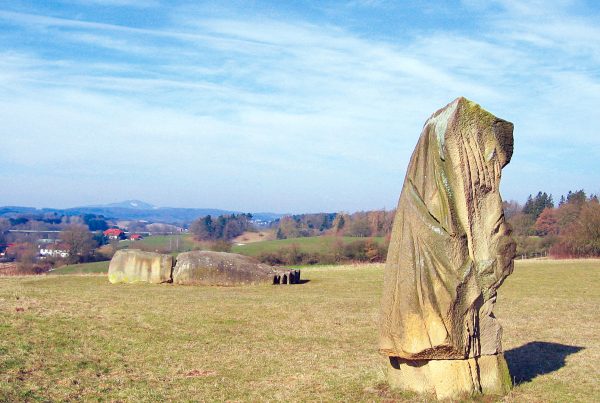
[{"left": 505, "top": 341, "right": 583, "bottom": 383}]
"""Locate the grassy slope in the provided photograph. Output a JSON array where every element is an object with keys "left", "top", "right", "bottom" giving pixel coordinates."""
[
  {"left": 232, "top": 235, "right": 385, "bottom": 257},
  {"left": 1, "top": 260, "right": 598, "bottom": 401},
  {"left": 50, "top": 261, "right": 109, "bottom": 275},
  {"left": 232, "top": 231, "right": 276, "bottom": 244},
  {"left": 120, "top": 234, "right": 198, "bottom": 252}
]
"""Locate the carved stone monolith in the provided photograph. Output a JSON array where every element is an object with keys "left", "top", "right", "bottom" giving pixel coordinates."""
[{"left": 380, "top": 97, "right": 516, "bottom": 400}]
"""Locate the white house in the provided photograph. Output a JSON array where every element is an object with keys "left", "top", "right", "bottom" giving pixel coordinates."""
[{"left": 39, "top": 245, "right": 69, "bottom": 258}]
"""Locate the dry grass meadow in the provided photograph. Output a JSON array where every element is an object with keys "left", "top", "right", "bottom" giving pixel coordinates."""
[{"left": 1, "top": 259, "right": 599, "bottom": 402}]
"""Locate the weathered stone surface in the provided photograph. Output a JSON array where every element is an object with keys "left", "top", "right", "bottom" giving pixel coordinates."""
[
  {"left": 108, "top": 249, "right": 173, "bottom": 284},
  {"left": 172, "top": 251, "right": 281, "bottom": 286},
  {"left": 380, "top": 97, "right": 515, "bottom": 398},
  {"left": 388, "top": 354, "right": 511, "bottom": 400}
]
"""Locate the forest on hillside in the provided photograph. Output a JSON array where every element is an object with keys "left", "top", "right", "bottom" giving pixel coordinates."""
[
  {"left": 188, "top": 188, "right": 600, "bottom": 264},
  {"left": 505, "top": 190, "right": 600, "bottom": 258},
  {"left": 266, "top": 189, "right": 600, "bottom": 260}
]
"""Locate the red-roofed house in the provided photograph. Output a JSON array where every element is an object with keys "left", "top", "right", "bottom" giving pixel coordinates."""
[
  {"left": 129, "top": 234, "right": 143, "bottom": 241},
  {"left": 103, "top": 228, "right": 124, "bottom": 240}
]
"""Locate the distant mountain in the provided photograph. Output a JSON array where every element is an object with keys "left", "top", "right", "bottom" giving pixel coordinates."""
[
  {"left": 87, "top": 200, "right": 156, "bottom": 210},
  {"left": 0, "top": 201, "right": 284, "bottom": 225},
  {"left": 0, "top": 206, "right": 40, "bottom": 215},
  {"left": 64, "top": 206, "right": 238, "bottom": 224}
]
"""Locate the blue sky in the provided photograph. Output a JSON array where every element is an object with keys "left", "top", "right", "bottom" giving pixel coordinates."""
[{"left": 0, "top": 0, "right": 599, "bottom": 213}]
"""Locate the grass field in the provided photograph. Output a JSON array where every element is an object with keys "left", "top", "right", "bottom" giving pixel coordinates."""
[
  {"left": 119, "top": 234, "right": 198, "bottom": 253},
  {"left": 231, "top": 235, "right": 385, "bottom": 257},
  {"left": 1, "top": 259, "right": 599, "bottom": 401},
  {"left": 50, "top": 260, "right": 110, "bottom": 275},
  {"left": 232, "top": 231, "right": 276, "bottom": 244}
]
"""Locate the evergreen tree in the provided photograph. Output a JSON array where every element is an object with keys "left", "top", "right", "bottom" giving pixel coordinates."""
[
  {"left": 566, "top": 189, "right": 586, "bottom": 205},
  {"left": 190, "top": 214, "right": 254, "bottom": 241},
  {"left": 523, "top": 191, "right": 554, "bottom": 219}
]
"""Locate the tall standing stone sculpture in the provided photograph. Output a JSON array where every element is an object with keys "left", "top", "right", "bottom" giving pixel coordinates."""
[{"left": 380, "top": 97, "right": 516, "bottom": 400}]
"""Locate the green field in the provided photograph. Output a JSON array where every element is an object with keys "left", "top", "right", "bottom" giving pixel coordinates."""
[
  {"left": 119, "top": 234, "right": 198, "bottom": 253},
  {"left": 50, "top": 260, "right": 110, "bottom": 275},
  {"left": 1, "top": 259, "right": 599, "bottom": 401},
  {"left": 232, "top": 235, "right": 385, "bottom": 257}
]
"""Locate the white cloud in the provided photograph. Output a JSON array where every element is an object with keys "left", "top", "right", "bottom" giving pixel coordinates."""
[
  {"left": 0, "top": 3, "right": 599, "bottom": 210},
  {"left": 60, "top": 0, "right": 160, "bottom": 8}
]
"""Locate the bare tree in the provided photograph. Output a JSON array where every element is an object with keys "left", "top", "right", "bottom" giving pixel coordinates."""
[
  {"left": 60, "top": 224, "right": 97, "bottom": 264},
  {"left": 0, "top": 218, "right": 10, "bottom": 244}
]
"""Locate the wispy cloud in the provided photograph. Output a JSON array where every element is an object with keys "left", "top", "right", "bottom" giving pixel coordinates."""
[
  {"left": 59, "top": 0, "right": 160, "bottom": 8},
  {"left": 0, "top": 2, "right": 599, "bottom": 210}
]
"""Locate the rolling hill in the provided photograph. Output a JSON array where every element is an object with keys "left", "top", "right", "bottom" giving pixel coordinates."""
[{"left": 0, "top": 201, "right": 283, "bottom": 225}]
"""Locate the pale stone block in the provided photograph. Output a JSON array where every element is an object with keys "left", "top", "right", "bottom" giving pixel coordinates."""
[
  {"left": 108, "top": 249, "right": 173, "bottom": 284},
  {"left": 387, "top": 354, "right": 512, "bottom": 400}
]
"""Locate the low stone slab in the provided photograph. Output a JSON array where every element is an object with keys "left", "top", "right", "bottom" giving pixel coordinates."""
[
  {"left": 108, "top": 249, "right": 173, "bottom": 284},
  {"left": 173, "top": 251, "right": 287, "bottom": 286}
]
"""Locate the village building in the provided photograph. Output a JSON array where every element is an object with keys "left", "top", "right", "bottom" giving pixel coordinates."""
[
  {"left": 103, "top": 228, "right": 124, "bottom": 240},
  {"left": 39, "top": 244, "right": 69, "bottom": 258}
]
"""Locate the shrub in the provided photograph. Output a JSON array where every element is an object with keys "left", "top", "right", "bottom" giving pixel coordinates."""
[
  {"left": 257, "top": 251, "right": 286, "bottom": 265},
  {"left": 208, "top": 240, "right": 232, "bottom": 252},
  {"left": 255, "top": 238, "right": 388, "bottom": 266}
]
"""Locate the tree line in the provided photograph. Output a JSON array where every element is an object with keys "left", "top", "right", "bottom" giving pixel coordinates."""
[
  {"left": 273, "top": 210, "right": 395, "bottom": 239},
  {"left": 189, "top": 213, "right": 253, "bottom": 241},
  {"left": 506, "top": 190, "right": 600, "bottom": 258},
  {"left": 0, "top": 213, "right": 109, "bottom": 233},
  {"left": 3, "top": 188, "right": 598, "bottom": 273},
  {"left": 256, "top": 238, "right": 388, "bottom": 266}
]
